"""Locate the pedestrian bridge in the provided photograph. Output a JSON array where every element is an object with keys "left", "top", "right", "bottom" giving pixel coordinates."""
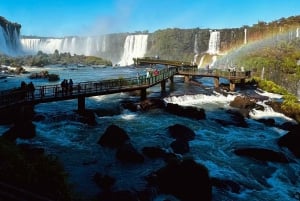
[{"left": 0, "top": 63, "right": 251, "bottom": 112}]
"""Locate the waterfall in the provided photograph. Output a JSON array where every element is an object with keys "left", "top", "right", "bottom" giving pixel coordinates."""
[
  {"left": 207, "top": 30, "right": 220, "bottom": 55},
  {"left": 21, "top": 34, "right": 140, "bottom": 65},
  {"left": 244, "top": 28, "right": 247, "bottom": 44},
  {"left": 0, "top": 24, "right": 22, "bottom": 55},
  {"left": 296, "top": 28, "right": 299, "bottom": 38},
  {"left": 193, "top": 34, "right": 199, "bottom": 65},
  {"left": 261, "top": 67, "right": 265, "bottom": 80},
  {"left": 118, "top": 34, "right": 148, "bottom": 66},
  {"left": 21, "top": 36, "right": 108, "bottom": 55}
]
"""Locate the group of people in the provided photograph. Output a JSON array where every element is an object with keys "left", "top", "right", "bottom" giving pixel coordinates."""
[
  {"left": 20, "top": 81, "right": 35, "bottom": 99},
  {"left": 61, "top": 79, "right": 73, "bottom": 95}
]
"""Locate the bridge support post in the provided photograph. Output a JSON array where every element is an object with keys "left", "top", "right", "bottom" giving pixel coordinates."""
[
  {"left": 160, "top": 80, "right": 166, "bottom": 92},
  {"left": 229, "top": 80, "right": 236, "bottom": 91},
  {"left": 214, "top": 77, "right": 219, "bottom": 88},
  {"left": 78, "top": 95, "right": 85, "bottom": 113},
  {"left": 140, "top": 89, "right": 147, "bottom": 101}
]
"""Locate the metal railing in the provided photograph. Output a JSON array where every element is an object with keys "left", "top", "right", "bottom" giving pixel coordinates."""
[{"left": 0, "top": 67, "right": 178, "bottom": 109}]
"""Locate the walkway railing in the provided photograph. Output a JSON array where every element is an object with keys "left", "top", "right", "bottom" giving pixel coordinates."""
[
  {"left": 178, "top": 67, "right": 252, "bottom": 79},
  {"left": 0, "top": 67, "right": 178, "bottom": 109}
]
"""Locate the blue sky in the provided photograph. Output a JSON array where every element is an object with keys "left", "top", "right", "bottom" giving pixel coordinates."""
[{"left": 1, "top": 0, "right": 299, "bottom": 37}]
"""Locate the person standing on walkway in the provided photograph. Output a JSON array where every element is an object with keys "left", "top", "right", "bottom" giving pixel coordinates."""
[
  {"left": 69, "top": 79, "right": 73, "bottom": 94},
  {"left": 28, "top": 82, "right": 35, "bottom": 99}
]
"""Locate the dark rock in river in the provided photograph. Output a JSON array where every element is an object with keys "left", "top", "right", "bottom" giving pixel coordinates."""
[
  {"left": 147, "top": 158, "right": 212, "bottom": 201},
  {"left": 142, "top": 146, "right": 168, "bottom": 159},
  {"left": 168, "top": 123, "right": 196, "bottom": 141},
  {"left": 116, "top": 142, "right": 144, "bottom": 163},
  {"left": 98, "top": 124, "right": 130, "bottom": 148},
  {"left": 234, "top": 147, "right": 290, "bottom": 163},
  {"left": 214, "top": 110, "right": 248, "bottom": 128},
  {"left": 2, "top": 121, "right": 36, "bottom": 141},
  {"left": 165, "top": 103, "right": 206, "bottom": 120},
  {"left": 229, "top": 95, "right": 257, "bottom": 110},
  {"left": 170, "top": 139, "right": 190, "bottom": 154},
  {"left": 278, "top": 128, "right": 300, "bottom": 158}
]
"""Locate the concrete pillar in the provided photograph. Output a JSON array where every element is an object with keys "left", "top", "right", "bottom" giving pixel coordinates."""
[
  {"left": 214, "top": 77, "right": 219, "bottom": 88},
  {"left": 161, "top": 80, "right": 166, "bottom": 92},
  {"left": 78, "top": 95, "right": 85, "bottom": 113},
  {"left": 229, "top": 80, "right": 236, "bottom": 91},
  {"left": 140, "top": 88, "right": 147, "bottom": 101}
]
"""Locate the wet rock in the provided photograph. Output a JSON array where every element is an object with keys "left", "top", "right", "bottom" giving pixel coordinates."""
[
  {"left": 234, "top": 147, "right": 290, "bottom": 163},
  {"left": 165, "top": 103, "right": 206, "bottom": 120},
  {"left": 2, "top": 121, "right": 36, "bottom": 141},
  {"left": 214, "top": 110, "right": 248, "bottom": 128},
  {"left": 142, "top": 146, "right": 167, "bottom": 159},
  {"left": 98, "top": 124, "right": 130, "bottom": 148},
  {"left": 168, "top": 124, "right": 195, "bottom": 141},
  {"left": 278, "top": 129, "right": 300, "bottom": 158},
  {"left": 170, "top": 139, "right": 190, "bottom": 154},
  {"left": 147, "top": 158, "right": 212, "bottom": 201},
  {"left": 229, "top": 95, "right": 256, "bottom": 110},
  {"left": 77, "top": 109, "right": 97, "bottom": 126},
  {"left": 116, "top": 142, "right": 144, "bottom": 163}
]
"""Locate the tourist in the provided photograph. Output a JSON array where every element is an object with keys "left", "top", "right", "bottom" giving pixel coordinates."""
[
  {"left": 69, "top": 79, "right": 73, "bottom": 94},
  {"left": 40, "top": 86, "right": 45, "bottom": 98},
  {"left": 27, "top": 82, "right": 35, "bottom": 99},
  {"left": 20, "top": 81, "right": 27, "bottom": 99}
]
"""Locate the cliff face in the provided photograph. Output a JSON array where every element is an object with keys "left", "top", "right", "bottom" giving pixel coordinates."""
[
  {"left": 0, "top": 16, "right": 22, "bottom": 55},
  {"left": 20, "top": 15, "right": 300, "bottom": 68}
]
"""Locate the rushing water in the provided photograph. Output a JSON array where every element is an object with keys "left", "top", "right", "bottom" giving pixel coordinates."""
[{"left": 1, "top": 65, "right": 299, "bottom": 201}]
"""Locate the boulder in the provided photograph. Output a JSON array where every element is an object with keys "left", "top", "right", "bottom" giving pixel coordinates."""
[
  {"left": 165, "top": 103, "right": 206, "bottom": 120},
  {"left": 170, "top": 140, "right": 190, "bottom": 154},
  {"left": 278, "top": 129, "right": 300, "bottom": 158},
  {"left": 229, "top": 96, "right": 256, "bottom": 110},
  {"left": 142, "top": 146, "right": 167, "bottom": 159},
  {"left": 168, "top": 124, "right": 195, "bottom": 141},
  {"left": 234, "top": 147, "right": 290, "bottom": 163},
  {"left": 148, "top": 158, "right": 212, "bottom": 201},
  {"left": 116, "top": 142, "right": 144, "bottom": 163},
  {"left": 2, "top": 122, "right": 36, "bottom": 141},
  {"left": 214, "top": 110, "right": 248, "bottom": 128},
  {"left": 98, "top": 124, "right": 130, "bottom": 148}
]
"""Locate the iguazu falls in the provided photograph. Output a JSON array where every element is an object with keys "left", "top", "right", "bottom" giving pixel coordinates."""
[{"left": 0, "top": 7, "right": 300, "bottom": 201}]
